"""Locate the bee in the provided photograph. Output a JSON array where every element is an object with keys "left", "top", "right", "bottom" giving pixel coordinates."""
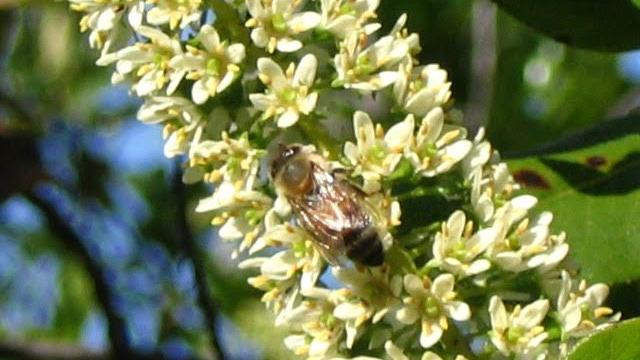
[{"left": 270, "top": 144, "right": 384, "bottom": 267}]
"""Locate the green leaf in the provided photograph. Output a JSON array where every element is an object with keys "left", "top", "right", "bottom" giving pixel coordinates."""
[
  {"left": 487, "top": 14, "right": 627, "bottom": 153},
  {"left": 506, "top": 116, "right": 640, "bottom": 284},
  {"left": 491, "top": 0, "right": 640, "bottom": 52},
  {"left": 568, "top": 318, "right": 640, "bottom": 360},
  {"left": 633, "top": 0, "right": 640, "bottom": 9}
]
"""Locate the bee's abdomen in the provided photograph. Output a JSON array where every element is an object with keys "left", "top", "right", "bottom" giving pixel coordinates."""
[{"left": 344, "top": 226, "right": 384, "bottom": 266}]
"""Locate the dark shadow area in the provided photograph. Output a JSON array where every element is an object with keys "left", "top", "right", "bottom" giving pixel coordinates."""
[
  {"left": 540, "top": 152, "right": 640, "bottom": 196},
  {"left": 608, "top": 281, "right": 640, "bottom": 320},
  {"left": 504, "top": 115, "right": 640, "bottom": 159}
]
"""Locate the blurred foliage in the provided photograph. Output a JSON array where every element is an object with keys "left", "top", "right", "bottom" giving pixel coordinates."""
[
  {"left": 0, "top": 0, "right": 638, "bottom": 359},
  {"left": 488, "top": 15, "right": 629, "bottom": 153}
]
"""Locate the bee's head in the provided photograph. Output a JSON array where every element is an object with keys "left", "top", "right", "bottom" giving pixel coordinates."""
[
  {"left": 270, "top": 144, "right": 312, "bottom": 194},
  {"left": 270, "top": 144, "right": 301, "bottom": 179}
]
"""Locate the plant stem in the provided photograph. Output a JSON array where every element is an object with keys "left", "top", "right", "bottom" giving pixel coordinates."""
[{"left": 173, "top": 160, "right": 226, "bottom": 360}]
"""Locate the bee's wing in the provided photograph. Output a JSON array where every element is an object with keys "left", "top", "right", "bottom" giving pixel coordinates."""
[{"left": 290, "top": 164, "right": 371, "bottom": 265}]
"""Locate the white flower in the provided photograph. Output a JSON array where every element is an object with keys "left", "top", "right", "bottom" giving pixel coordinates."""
[
  {"left": 385, "top": 342, "right": 469, "bottom": 360},
  {"left": 169, "top": 25, "right": 245, "bottom": 104},
  {"left": 333, "top": 299, "right": 375, "bottom": 349},
  {"left": 469, "top": 162, "right": 515, "bottom": 223},
  {"left": 489, "top": 296, "right": 549, "bottom": 357},
  {"left": 430, "top": 210, "right": 496, "bottom": 277},
  {"left": 97, "top": 26, "right": 184, "bottom": 96},
  {"left": 245, "top": 213, "right": 324, "bottom": 290},
  {"left": 405, "top": 107, "right": 472, "bottom": 177},
  {"left": 187, "top": 132, "right": 263, "bottom": 185},
  {"left": 69, "top": 0, "right": 144, "bottom": 51},
  {"left": 282, "top": 288, "right": 348, "bottom": 359},
  {"left": 463, "top": 129, "right": 518, "bottom": 223},
  {"left": 194, "top": 138, "right": 271, "bottom": 250},
  {"left": 319, "top": 0, "right": 380, "bottom": 39},
  {"left": 388, "top": 14, "right": 421, "bottom": 54},
  {"left": 396, "top": 274, "right": 471, "bottom": 348},
  {"left": 333, "top": 28, "right": 410, "bottom": 91},
  {"left": 461, "top": 128, "right": 493, "bottom": 180},
  {"left": 249, "top": 54, "right": 318, "bottom": 128},
  {"left": 245, "top": 0, "right": 321, "bottom": 53},
  {"left": 137, "top": 96, "right": 203, "bottom": 158},
  {"left": 333, "top": 267, "right": 402, "bottom": 322},
  {"left": 394, "top": 63, "right": 451, "bottom": 117},
  {"left": 488, "top": 201, "right": 569, "bottom": 272},
  {"left": 556, "top": 271, "right": 619, "bottom": 338},
  {"left": 384, "top": 341, "right": 409, "bottom": 360},
  {"left": 344, "top": 111, "right": 414, "bottom": 192},
  {"left": 283, "top": 268, "right": 398, "bottom": 353},
  {"left": 196, "top": 181, "right": 272, "bottom": 214},
  {"left": 146, "top": 0, "right": 203, "bottom": 29},
  {"left": 240, "top": 238, "right": 323, "bottom": 299}
]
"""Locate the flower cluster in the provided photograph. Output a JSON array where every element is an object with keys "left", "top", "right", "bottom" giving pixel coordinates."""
[{"left": 68, "top": 0, "right": 620, "bottom": 359}]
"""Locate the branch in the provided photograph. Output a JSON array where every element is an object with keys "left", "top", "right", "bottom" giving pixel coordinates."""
[
  {"left": 464, "top": 0, "right": 497, "bottom": 133},
  {"left": 172, "top": 160, "right": 225, "bottom": 360},
  {"left": 0, "top": 339, "right": 109, "bottom": 360},
  {"left": 0, "top": 88, "right": 37, "bottom": 127},
  {"left": 25, "top": 189, "right": 135, "bottom": 360},
  {"left": 606, "top": 86, "right": 640, "bottom": 119},
  {"left": 0, "top": 338, "right": 208, "bottom": 360}
]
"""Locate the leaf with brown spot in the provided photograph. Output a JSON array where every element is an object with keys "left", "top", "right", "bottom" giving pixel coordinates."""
[
  {"left": 586, "top": 155, "right": 608, "bottom": 168},
  {"left": 507, "top": 115, "right": 640, "bottom": 284},
  {"left": 513, "top": 169, "right": 551, "bottom": 189}
]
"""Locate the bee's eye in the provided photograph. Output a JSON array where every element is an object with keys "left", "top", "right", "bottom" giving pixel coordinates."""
[{"left": 282, "top": 158, "right": 311, "bottom": 189}]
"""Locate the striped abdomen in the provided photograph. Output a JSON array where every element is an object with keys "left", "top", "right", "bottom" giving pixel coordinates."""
[{"left": 344, "top": 226, "right": 384, "bottom": 266}]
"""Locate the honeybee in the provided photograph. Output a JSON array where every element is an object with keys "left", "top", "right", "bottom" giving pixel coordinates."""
[{"left": 270, "top": 144, "right": 384, "bottom": 267}]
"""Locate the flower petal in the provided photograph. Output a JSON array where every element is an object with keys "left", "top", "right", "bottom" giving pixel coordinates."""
[
  {"left": 421, "top": 352, "right": 443, "bottom": 360},
  {"left": 489, "top": 296, "right": 508, "bottom": 331},
  {"left": 227, "top": 43, "right": 246, "bottom": 64},
  {"left": 334, "top": 302, "right": 366, "bottom": 320},
  {"left": 444, "top": 301, "right": 471, "bottom": 321},
  {"left": 385, "top": 341, "right": 409, "bottom": 360},
  {"left": 276, "top": 38, "right": 303, "bottom": 53},
  {"left": 396, "top": 305, "right": 419, "bottom": 325},
  {"left": 293, "top": 54, "right": 318, "bottom": 87},
  {"left": 353, "top": 111, "right": 376, "bottom": 150},
  {"left": 403, "top": 274, "right": 426, "bottom": 297},
  {"left": 431, "top": 273, "right": 455, "bottom": 299},
  {"left": 277, "top": 108, "right": 300, "bottom": 128},
  {"left": 198, "top": 25, "right": 220, "bottom": 53},
  {"left": 257, "top": 57, "right": 286, "bottom": 88},
  {"left": 384, "top": 114, "right": 414, "bottom": 152},
  {"left": 288, "top": 12, "right": 322, "bottom": 32},
  {"left": 192, "top": 78, "right": 210, "bottom": 104},
  {"left": 447, "top": 210, "right": 466, "bottom": 242},
  {"left": 417, "top": 107, "right": 444, "bottom": 145},
  {"left": 515, "top": 299, "right": 549, "bottom": 330},
  {"left": 419, "top": 320, "right": 443, "bottom": 348}
]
